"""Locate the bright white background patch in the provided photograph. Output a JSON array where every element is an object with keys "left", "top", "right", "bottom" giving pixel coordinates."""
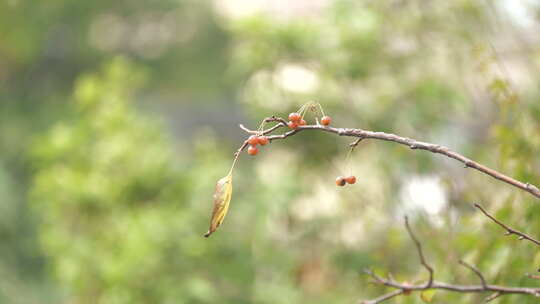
[
  {"left": 398, "top": 175, "right": 447, "bottom": 225},
  {"left": 274, "top": 64, "right": 319, "bottom": 94}
]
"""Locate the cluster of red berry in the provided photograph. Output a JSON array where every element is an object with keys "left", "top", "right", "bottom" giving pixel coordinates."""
[
  {"left": 286, "top": 112, "right": 306, "bottom": 129},
  {"left": 244, "top": 104, "right": 358, "bottom": 186},
  {"left": 335, "top": 175, "right": 356, "bottom": 187},
  {"left": 246, "top": 135, "right": 269, "bottom": 156},
  {"left": 287, "top": 112, "right": 332, "bottom": 129}
]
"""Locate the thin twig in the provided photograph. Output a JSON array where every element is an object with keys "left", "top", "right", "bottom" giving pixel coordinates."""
[
  {"left": 349, "top": 137, "right": 364, "bottom": 148},
  {"left": 358, "top": 289, "right": 403, "bottom": 304},
  {"left": 485, "top": 291, "right": 503, "bottom": 302},
  {"left": 474, "top": 203, "right": 540, "bottom": 246},
  {"left": 459, "top": 260, "right": 487, "bottom": 288},
  {"left": 239, "top": 121, "right": 284, "bottom": 136},
  {"left": 405, "top": 216, "right": 434, "bottom": 287},
  {"left": 239, "top": 117, "right": 540, "bottom": 200}
]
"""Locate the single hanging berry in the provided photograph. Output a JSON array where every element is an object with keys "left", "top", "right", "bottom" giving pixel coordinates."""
[
  {"left": 288, "top": 112, "right": 301, "bottom": 122},
  {"left": 345, "top": 176, "right": 356, "bottom": 184},
  {"left": 321, "top": 116, "right": 332, "bottom": 126},
  {"left": 247, "top": 135, "right": 259, "bottom": 146},
  {"left": 299, "top": 119, "right": 307, "bottom": 126},
  {"left": 335, "top": 176, "right": 346, "bottom": 187},
  {"left": 247, "top": 145, "right": 259, "bottom": 156}
]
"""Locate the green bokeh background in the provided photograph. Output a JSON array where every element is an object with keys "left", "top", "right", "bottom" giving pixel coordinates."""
[{"left": 1, "top": 0, "right": 539, "bottom": 303}]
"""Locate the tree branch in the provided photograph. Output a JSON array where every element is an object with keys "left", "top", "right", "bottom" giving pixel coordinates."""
[
  {"left": 474, "top": 203, "right": 540, "bottom": 246},
  {"left": 405, "top": 216, "right": 434, "bottom": 288},
  {"left": 359, "top": 218, "right": 540, "bottom": 303},
  {"left": 239, "top": 117, "right": 540, "bottom": 200},
  {"left": 359, "top": 289, "right": 403, "bottom": 304},
  {"left": 236, "top": 116, "right": 540, "bottom": 302},
  {"left": 361, "top": 269, "right": 540, "bottom": 302},
  {"left": 459, "top": 260, "right": 487, "bottom": 289}
]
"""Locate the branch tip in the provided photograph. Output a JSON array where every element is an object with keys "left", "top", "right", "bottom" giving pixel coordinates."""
[{"left": 475, "top": 203, "right": 540, "bottom": 246}]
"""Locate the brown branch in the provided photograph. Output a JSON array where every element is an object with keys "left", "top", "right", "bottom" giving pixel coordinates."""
[
  {"left": 359, "top": 219, "right": 540, "bottom": 303},
  {"left": 474, "top": 203, "right": 540, "bottom": 246},
  {"left": 485, "top": 291, "right": 503, "bottom": 302},
  {"left": 459, "top": 260, "right": 487, "bottom": 289},
  {"left": 239, "top": 117, "right": 540, "bottom": 200},
  {"left": 404, "top": 216, "right": 434, "bottom": 288},
  {"left": 238, "top": 119, "right": 285, "bottom": 135},
  {"left": 359, "top": 289, "right": 403, "bottom": 304},
  {"left": 361, "top": 269, "right": 540, "bottom": 302},
  {"left": 234, "top": 115, "right": 540, "bottom": 302}
]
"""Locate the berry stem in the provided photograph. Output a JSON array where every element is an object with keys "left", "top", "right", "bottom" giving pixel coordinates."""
[
  {"left": 345, "top": 143, "right": 359, "bottom": 176},
  {"left": 317, "top": 103, "right": 326, "bottom": 117},
  {"left": 229, "top": 149, "right": 241, "bottom": 176}
]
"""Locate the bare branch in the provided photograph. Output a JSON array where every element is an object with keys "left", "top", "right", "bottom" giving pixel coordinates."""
[
  {"left": 359, "top": 220, "right": 540, "bottom": 303},
  {"left": 233, "top": 140, "right": 249, "bottom": 159},
  {"left": 358, "top": 290, "right": 403, "bottom": 304},
  {"left": 361, "top": 263, "right": 540, "bottom": 302},
  {"left": 361, "top": 272, "right": 540, "bottom": 299},
  {"left": 474, "top": 203, "right": 540, "bottom": 246},
  {"left": 239, "top": 117, "right": 540, "bottom": 200},
  {"left": 239, "top": 121, "right": 284, "bottom": 136},
  {"left": 404, "top": 216, "right": 434, "bottom": 288},
  {"left": 459, "top": 260, "right": 487, "bottom": 289},
  {"left": 485, "top": 292, "right": 503, "bottom": 302}
]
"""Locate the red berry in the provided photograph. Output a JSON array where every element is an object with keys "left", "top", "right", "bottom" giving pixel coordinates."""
[
  {"left": 257, "top": 136, "right": 269, "bottom": 145},
  {"left": 248, "top": 135, "right": 259, "bottom": 146},
  {"left": 345, "top": 176, "right": 356, "bottom": 184},
  {"left": 288, "top": 112, "right": 301, "bottom": 122},
  {"left": 321, "top": 116, "right": 332, "bottom": 126},
  {"left": 298, "top": 119, "right": 306, "bottom": 126},
  {"left": 247, "top": 145, "right": 258, "bottom": 155},
  {"left": 287, "top": 121, "right": 298, "bottom": 129},
  {"left": 335, "top": 176, "right": 346, "bottom": 187}
]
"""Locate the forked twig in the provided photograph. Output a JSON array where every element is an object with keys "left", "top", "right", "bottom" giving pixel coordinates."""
[{"left": 358, "top": 218, "right": 540, "bottom": 303}]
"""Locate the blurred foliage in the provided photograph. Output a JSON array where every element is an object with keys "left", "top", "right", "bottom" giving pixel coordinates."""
[{"left": 1, "top": 0, "right": 540, "bottom": 303}]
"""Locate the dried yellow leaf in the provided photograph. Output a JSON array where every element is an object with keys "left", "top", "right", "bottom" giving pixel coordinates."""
[
  {"left": 420, "top": 289, "right": 436, "bottom": 303},
  {"left": 204, "top": 173, "right": 233, "bottom": 237}
]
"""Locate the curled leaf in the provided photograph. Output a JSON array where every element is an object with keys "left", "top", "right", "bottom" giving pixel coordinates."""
[{"left": 204, "top": 173, "right": 233, "bottom": 237}]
